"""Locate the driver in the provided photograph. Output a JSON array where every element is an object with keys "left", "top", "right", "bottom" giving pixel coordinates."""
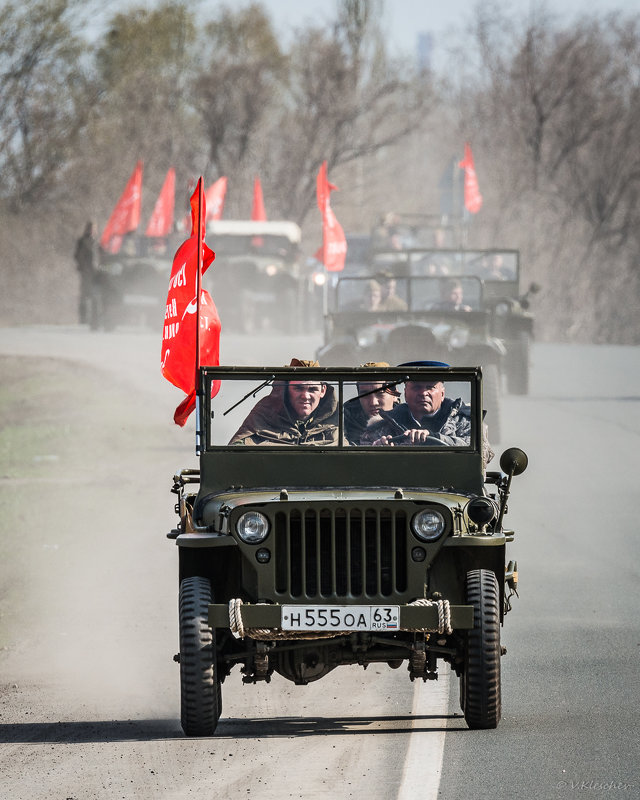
[
  {"left": 360, "top": 361, "right": 494, "bottom": 465},
  {"left": 361, "top": 379, "right": 470, "bottom": 446}
]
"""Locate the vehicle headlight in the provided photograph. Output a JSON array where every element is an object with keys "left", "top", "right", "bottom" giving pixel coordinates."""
[
  {"left": 411, "top": 509, "right": 446, "bottom": 541},
  {"left": 495, "top": 301, "right": 511, "bottom": 316},
  {"left": 265, "top": 263, "right": 278, "bottom": 277},
  {"left": 449, "top": 327, "right": 469, "bottom": 349},
  {"left": 312, "top": 271, "right": 327, "bottom": 286},
  {"left": 236, "top": 511, "right": 270, "bottom": 544}
]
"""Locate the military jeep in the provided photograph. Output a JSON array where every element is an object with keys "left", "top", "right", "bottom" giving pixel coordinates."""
[
  {"left": 317, "top": 275, "right": 505, "bottom": 441},
  {"left": 168, "top": 364, "right": 527, "bottom": 735},
  {"left": 202, "top": 220, "right": 306, "bottom": 334},
  {"left": 368, "top": 248, "right": 539, "bottom": 395}
]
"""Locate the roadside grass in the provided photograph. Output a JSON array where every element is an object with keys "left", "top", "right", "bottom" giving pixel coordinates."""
[{"left": 0, "top": 355, "right": 151, "bottom": 649}]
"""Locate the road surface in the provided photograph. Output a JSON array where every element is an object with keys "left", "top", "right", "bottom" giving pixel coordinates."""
[{"left": 0, "top": 325, "right": 637, "bottom": 799}]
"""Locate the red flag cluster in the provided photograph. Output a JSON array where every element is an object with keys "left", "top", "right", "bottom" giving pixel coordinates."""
[
  {"left": 145, "top": 167, "right": 175, "bottom": 238},
  {"left": 100, "top": 161, "right": 143, "bottom": 253},
  {"left": 161, "top": 179, "right": 221, "bottom": 426},
  {"left": 316, "top": 161, "right": 346, "bottom": 272},
  {"left": 459, "top": 143, "right": 483, "bottom": 214}
]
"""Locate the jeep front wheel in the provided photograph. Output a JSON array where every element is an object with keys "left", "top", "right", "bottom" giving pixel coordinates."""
[
  {"left": 179, "top": 576, "right": 221, "bottom": 736},
  {"left": 461, "top": 569, "right": 501, "bottom": 729}
]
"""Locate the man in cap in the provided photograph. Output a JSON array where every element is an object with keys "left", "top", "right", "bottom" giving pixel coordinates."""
[
  {"left": 343, "top": 362, "right": 400, "bottom": 445},
  {"left": 229, "top": 359, "right": 339, "bottom": 446},
  {"left": 360, "top": 361, "right": 494, "bottom": 465}
]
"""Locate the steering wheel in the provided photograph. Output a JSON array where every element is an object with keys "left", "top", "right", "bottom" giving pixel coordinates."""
[{"left": 387, "top": 433, "right": 447, "bottom": 446}]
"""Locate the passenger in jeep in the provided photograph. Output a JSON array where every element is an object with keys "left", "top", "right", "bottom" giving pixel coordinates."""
[
  {"left": 343, "top": 362, "right": 400, "bottom": 445},
  {"left": 229, "top": 359, "right": 339, "bottom": 446}
]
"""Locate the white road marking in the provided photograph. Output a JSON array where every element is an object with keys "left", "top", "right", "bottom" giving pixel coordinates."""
[{"left": 397, "top": 668, "right": 451, "bottom": 800}]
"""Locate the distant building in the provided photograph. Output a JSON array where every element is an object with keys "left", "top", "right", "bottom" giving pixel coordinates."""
[{"left": 417, "top": 31, "right": 434, "bottom": 72}]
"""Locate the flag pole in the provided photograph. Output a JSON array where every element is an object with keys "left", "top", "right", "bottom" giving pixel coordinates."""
[{"left": 195, "top": 176, "right": 204, "bottom": 454}]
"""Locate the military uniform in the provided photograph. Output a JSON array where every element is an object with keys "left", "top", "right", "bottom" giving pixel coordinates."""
[
  {"left": 360, "top": 398, "right": 471, "bottom": 446},
  {"left": 360, "top": 397, "right": 494, "bottom": 467},
  {"left": 229, "top": 382, "right": 339, "bottom": 446},
  {"left": 343, "top": 396, "right": 369, "bottom": 445}
]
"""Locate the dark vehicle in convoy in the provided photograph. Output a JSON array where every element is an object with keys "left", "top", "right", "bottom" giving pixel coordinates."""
[
  {"left": 368, "top": 247, "right": 539, "bottom": 395},
  {"left": 92, "top": 235, "right": 174, "bottom": 330},
  {"left": 371, "top": 212, "right": 467, "bottom": 251},
  {"left": 203, "top": 220, "right": 306, "bottom": 334},
  {"left": 316, "top": 274, "right": 505, "bottom": 441},
  {"left": 168, "top": 364, "right": 527, "bottom": 736}
]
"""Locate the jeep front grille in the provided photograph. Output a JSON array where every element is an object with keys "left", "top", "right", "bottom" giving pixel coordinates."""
[{"left": 273, "top": 507, "right": 408, "bottom": 599}]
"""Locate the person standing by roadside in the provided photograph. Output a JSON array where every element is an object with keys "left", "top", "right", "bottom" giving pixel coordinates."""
[{"left": 74, "top": 221, "right": 98, "bottom": 326}]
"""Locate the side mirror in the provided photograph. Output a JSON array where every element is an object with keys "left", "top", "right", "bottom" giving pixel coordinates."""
[
  {"left": 500, "top": 447, "right": 528, "bottom": 476},
  {"left": 528, "top": 282, "right": 541, "bottom": 294}
]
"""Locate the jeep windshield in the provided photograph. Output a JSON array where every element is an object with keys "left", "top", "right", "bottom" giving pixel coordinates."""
[
  {"left": 200, "top": 366, "right": 480, "bottom": 450},
  {"left": 334, "top": 275, "right": 483, "bottom": 313},
  {"left": 371, "top": 249, "right": 519, "bottom": 282}
]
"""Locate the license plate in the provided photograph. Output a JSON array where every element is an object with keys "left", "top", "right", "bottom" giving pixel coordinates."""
[{"left": 281, "top": 605, "right": 400, "bottom": 632}]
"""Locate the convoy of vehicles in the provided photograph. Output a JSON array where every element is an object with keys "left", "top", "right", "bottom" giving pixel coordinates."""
[
  {"left": 168, "top": 364, "right": 527, "bottom": 736},
  {"left": 317, "top": 245, "right": 539, "bottom": 403},
  {"left": 316, "top": 274, "right": 505, "bottom": 440}
]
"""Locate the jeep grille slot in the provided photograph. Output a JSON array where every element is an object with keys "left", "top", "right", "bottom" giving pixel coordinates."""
[{"left": 273, "top": 507, "right": 408, "bottom": 599}]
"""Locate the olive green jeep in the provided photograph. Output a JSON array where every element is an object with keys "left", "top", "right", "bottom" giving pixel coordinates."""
[{"left": 168, "top": 364, "right": 527, "bottom": 735}]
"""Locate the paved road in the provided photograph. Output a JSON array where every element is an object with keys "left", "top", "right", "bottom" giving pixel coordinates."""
[{"left": 0, "top": 327, "right": 638, "bottom": 799}]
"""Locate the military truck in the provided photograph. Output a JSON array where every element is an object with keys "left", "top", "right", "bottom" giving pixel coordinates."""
[
  {"left": 168, "top": 364, "right": 527, "bottom": 735},
  {"left": 202, "top": 220, "right": 307, "bottom": 334},
  {"left": 368, "top": 248, "right": 539, "bottom": 395},
  {"left": 316, "top": 274, "right": 505, "bottom": 441}
]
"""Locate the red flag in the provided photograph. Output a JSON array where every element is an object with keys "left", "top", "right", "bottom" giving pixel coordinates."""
[
  {"left": 145, "top": 167, "right": 175, "bottom": 237},
  {"left": 161, "top": 178, "right": 221, "bottom": 427},
  {"left": 205, "top": 176, "right": 227, "bottom": 222},
  {"left": 251, "top": 176, "right": 267, "bottom": 221},
  {"left": 251, "top": 175, "right": 267, "bottom": 246},
  {"left": 316, "top": 161, "right": 346, "bottom": 272},
  {"left": 100, "top": 160, "right": 143, "bottom": 253},
  {"left": 459, "top": 143, "right": 483, "bottom": 214}
]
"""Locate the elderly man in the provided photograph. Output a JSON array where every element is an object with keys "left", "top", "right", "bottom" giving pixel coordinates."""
[
  {"left": 343, "top": 362, "right": 400, "bottom": 445},
  {"left": 229, "top": 359, "right": 339, "bottom": 446},
  {"left": 360, "top": 362, "right": 494, "bottom": 465},
  {"left": 361, "top": 378, "right": 471, "bottom": 446}
]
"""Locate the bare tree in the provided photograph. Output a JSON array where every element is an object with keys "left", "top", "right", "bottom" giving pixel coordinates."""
[
  {"left": 0, "top": 0, "right": 94, "bottom": 210},
  {"left": 266, "top": 0, "right": 433, "bottom": 223},
  {"left": 451, "top": 6, "right": 640, "bottom": 342}
]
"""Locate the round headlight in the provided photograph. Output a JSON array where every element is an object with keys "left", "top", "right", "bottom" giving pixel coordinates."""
[
  {"left": 449, "top": 327, "right": 469, "bottom": 349},
  {"left": 236, "top": 511, "right": 270, "bottom": 544},
  {"left": 411, "top": 509, "right": 446, "bottom": 542},
  {"left": 312, "top": 271, "right": 327, "bottom": 287},
  {"left": 495, "top": 301, "right": 511, "bottom": 316}
]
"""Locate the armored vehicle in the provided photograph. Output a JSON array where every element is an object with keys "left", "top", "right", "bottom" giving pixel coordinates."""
[
  {"left": 369, "top": 248, "right": 539, "bottom": 395},
  {"left": 168, "top": 364, "right": 527, "bottom": 735},
  {"left": 202, "top": 220, "right": 307, "bottom": 334},
  {"left": 316, "top": 275, "right": 504, "bottom": 441}
]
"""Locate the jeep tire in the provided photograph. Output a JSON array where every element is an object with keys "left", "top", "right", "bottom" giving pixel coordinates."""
[
  {"left": 461, "top": 569, "right": 501, "bottom": 729},
  {"left": 179, "top": 576, "right": 221, "bottom": 736}
]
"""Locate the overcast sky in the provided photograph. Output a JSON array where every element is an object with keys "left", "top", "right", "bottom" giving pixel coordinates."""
[{"left": 89, "top": 0, "right": 639, "bottom": 63}]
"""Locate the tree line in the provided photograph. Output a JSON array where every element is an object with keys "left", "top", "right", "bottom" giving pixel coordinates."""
[{"left": 0, "top": 0, "right": 638, "bottom": 343}]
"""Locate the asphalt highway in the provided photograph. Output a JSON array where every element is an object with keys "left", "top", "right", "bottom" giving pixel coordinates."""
[{"left": 0, "top": 326, "right": 637, "bottom": 800}]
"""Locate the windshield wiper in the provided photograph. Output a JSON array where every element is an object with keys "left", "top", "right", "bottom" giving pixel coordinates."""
[{"left": 223, "top": 378, "right": 274, "bottom": 416}]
